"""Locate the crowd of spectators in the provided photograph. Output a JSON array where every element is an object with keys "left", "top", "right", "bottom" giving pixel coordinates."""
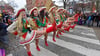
[
  {"left": 0, "top": 11, "right": 15, "bottom": 46},
  {"left": 78, "top": 12, "right": 100, "bottom": 27}
]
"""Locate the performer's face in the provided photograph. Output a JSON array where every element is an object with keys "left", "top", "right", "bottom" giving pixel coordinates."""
[
  {"left": 64, "top": 11, "right": 66, "bottom": 13},
  {"left": 34, "top": 10, "right": 38, "bottom": 16},
  {"left": 53, "top": 8, "right": 56, "bottom": 13},
  {"left": 60, "top": 11, "right": 62, "bottom": 14},
  {"left": 21, "top": 11, "right": 27, "bottom": 19},
  {"left": 44, "top": 9, "right": 46, "bottom": 14},
  {"left": 55, "top": 7, "right": 57, "bottom": 10}
]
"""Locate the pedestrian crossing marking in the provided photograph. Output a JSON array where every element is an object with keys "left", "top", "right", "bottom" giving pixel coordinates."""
[
  {"left": 87, "top": 49, "right": 100, "bottom": 56},
  {"left": 7, "top": 25, "right": 99, "bottom": 56},
  {"left": 75, "top": 26, "right": 93, "bottom": 30},
  {"left": 63, "top": 33, "right": 100, "bottom": 45},
  {"left": 7, "top": 54, "right": 13, "bottom": 56},
  {"left": 75, "top": 26, "right": 95, "bottom": 33},
  {"left": 81, "top": 32, "right": 96, "bottom": 37},
  {"left": 29, "top": 43, "right": 58, "bottom": 56},
  {"left": 41, "top": 35, "right": 100, "bottom": 56}
]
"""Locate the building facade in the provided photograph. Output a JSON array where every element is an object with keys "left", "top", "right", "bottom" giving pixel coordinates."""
[{"left": 26, "top": 0, "right": 53, "bottom": 11}]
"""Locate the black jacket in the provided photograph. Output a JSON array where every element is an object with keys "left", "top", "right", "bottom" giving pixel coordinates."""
[{"left": 0, "top": 23, "right": 8, "bottom": 36}]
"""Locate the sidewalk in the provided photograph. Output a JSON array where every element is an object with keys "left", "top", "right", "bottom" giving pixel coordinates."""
[{"left": 93, "top": 27, "right": 100, "bottom": 40}]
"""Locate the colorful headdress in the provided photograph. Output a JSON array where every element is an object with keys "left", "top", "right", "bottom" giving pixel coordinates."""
[
  {"left": 29, "top": 7, "right": 38, "bottom": 15},
  {"left": 56, "top": 8, "right": 64, "bottom": 12},
  {"left": 49, "top": 6, "right": 56, "bottom": 13},
  {"left": 16, "top": 8, "right": 25, "bottom": 17},
  {"left": 39, "top": 7, "right": 46, "bottom": 12}
]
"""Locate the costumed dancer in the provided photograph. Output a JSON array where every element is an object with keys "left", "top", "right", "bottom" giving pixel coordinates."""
[
  {"left": 29, "top": 7, "right": 56, "bottom": 51},
  {"left": 56, "top": 8, "right": 64, "bottom": 38},
  {"left": 61, "top": 9, "right": 70, "bottom": 33},
  {"left": 48, "top": 6, "right": 57, "bottom": 42},
  {"left": 56, "top": 8, "right": 69, "bottom": 37},
  {"left": 29, "top": 7, "right": 40, "bottom": 51},
  {"left": 63, "top": 17, "right": 75, "bottom": 31},
  {"left": 61, "top": 9, "right": 68, "bottom": 33},
  {"left": 58, "top": 12, "right": 74, "bottom": 32},
  {"left": 7, "top": 8, "right": 34, "bottom": 56},
  {"left": 55, "top": 9, "right": 81, "bottom": 33},
  {"left": 29, "top": 7, "right": 47, "bottom": 51},
  {"left": 62, "top": 16, "right": 80, "bottom": 32},
  {"left": 70, "top": 11, "right": 81, "bottom": 29},
  {"left": 60, "top": 10, "right": 81, "bottom": 32},
  {"left": 39, "top": 7, "right": 49, "bottom": 46},
  {"left": 58, "top": 8, "right": 65, "bottom": 35},
  {"left": 7, "top": 8, "right": 56, "bottom": 56},
  {"left": 63, "top": 9, "right": 69, "bottom": 23},
  {"left": 63, "top": 9, "right": 70, "bottom": 18}
]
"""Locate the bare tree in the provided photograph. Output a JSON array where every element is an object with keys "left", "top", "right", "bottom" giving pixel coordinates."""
[
  {"left": 63, "top": 0, "right": 66, "bottom": 9},
  {"left": 58, "top": 0, "right": 70, "bottom": 9},
  {"left": 7, "top": 0, "right": 18, "bottom": 8},
  {"left": 96, "top": 0, "right": 100, "bottom": 12},
  {"left": 63, "top": 0, "right": 70, "bottom": 9}
]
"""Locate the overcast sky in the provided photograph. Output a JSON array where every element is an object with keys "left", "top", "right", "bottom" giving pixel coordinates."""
[
  {"left": 0, "top": 0, "right": 62, "bottom": 11},
  {"left": 0, "top": 0, "right": 26, "bottom": 11},
  {"left": 0, "top": 0, "right": 78, "bottom": 11}
]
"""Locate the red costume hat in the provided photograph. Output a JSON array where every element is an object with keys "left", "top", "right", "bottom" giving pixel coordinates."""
[
  {"left": 39, "top": 7, "right": 46, "bottom": 12},
  {"left": 63, "top": 9, "right": 70, "bottom": 14},
  {"left": 56, "top": 8, "right": 64, "bottom": 12},
  {"left": 16, "top": 8, "right": 25, "bottom": 17},
  {"left": 29, "top": 7, "right": 38, "bottom": 15},
  {"left": 49, "top": 6, "right": 56, "bottom": 12},
  {"left": 63, "top": 9, "right": 67, "bottom": 13}
]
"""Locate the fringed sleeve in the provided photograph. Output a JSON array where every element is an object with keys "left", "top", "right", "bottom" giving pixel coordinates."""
[{"left": 7, "top": 21, "right": 17, "bottom": 33}]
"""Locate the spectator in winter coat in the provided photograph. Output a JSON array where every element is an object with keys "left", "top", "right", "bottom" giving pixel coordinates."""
[
  {"left": 0, "top": 18, "right": 9, "bottom": 45},
  {"left": 95, "top": 12, "right": 100, "bottom": 27},
  {"left": 91, "top": 13, "right": 96, "bottom": 26},
  {"left": 87, "top": 14, "right": 92, "bottom": 27}
]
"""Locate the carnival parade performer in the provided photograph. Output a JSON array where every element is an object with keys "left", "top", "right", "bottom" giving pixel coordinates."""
[
  {"left": 39, "top": 7, "right": 49, "bottom": 47},
  {"left": 7, "top": 8, "right": 57, "bottom": 56},
  {"left": 62, "top": 13, "right": 81, "bottom": 32},
  {"left": 61, "top": 9, "right": 69, "bottom": 33},
  {"left": 56, "top": 9, "right": 81, "bottom": 33},
  {"left": 48, "top": 6, "right": 57, "bottom": 42},
  {"left": 29, "top": 7, "right": 47, "bottom": 51},
  {"left": 56, "top": 8, "right": 68, "bottom": 38},
  {"left": 69, "top": 11, "right": 81, "bottom": 29}
]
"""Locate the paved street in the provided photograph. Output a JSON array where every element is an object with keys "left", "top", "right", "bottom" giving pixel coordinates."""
[
  {"left": 6, "top": 25, "right": 100, "bottom": 56},
  {"left": 0, "top": 0, "right": 100, "bottom": 56}
]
